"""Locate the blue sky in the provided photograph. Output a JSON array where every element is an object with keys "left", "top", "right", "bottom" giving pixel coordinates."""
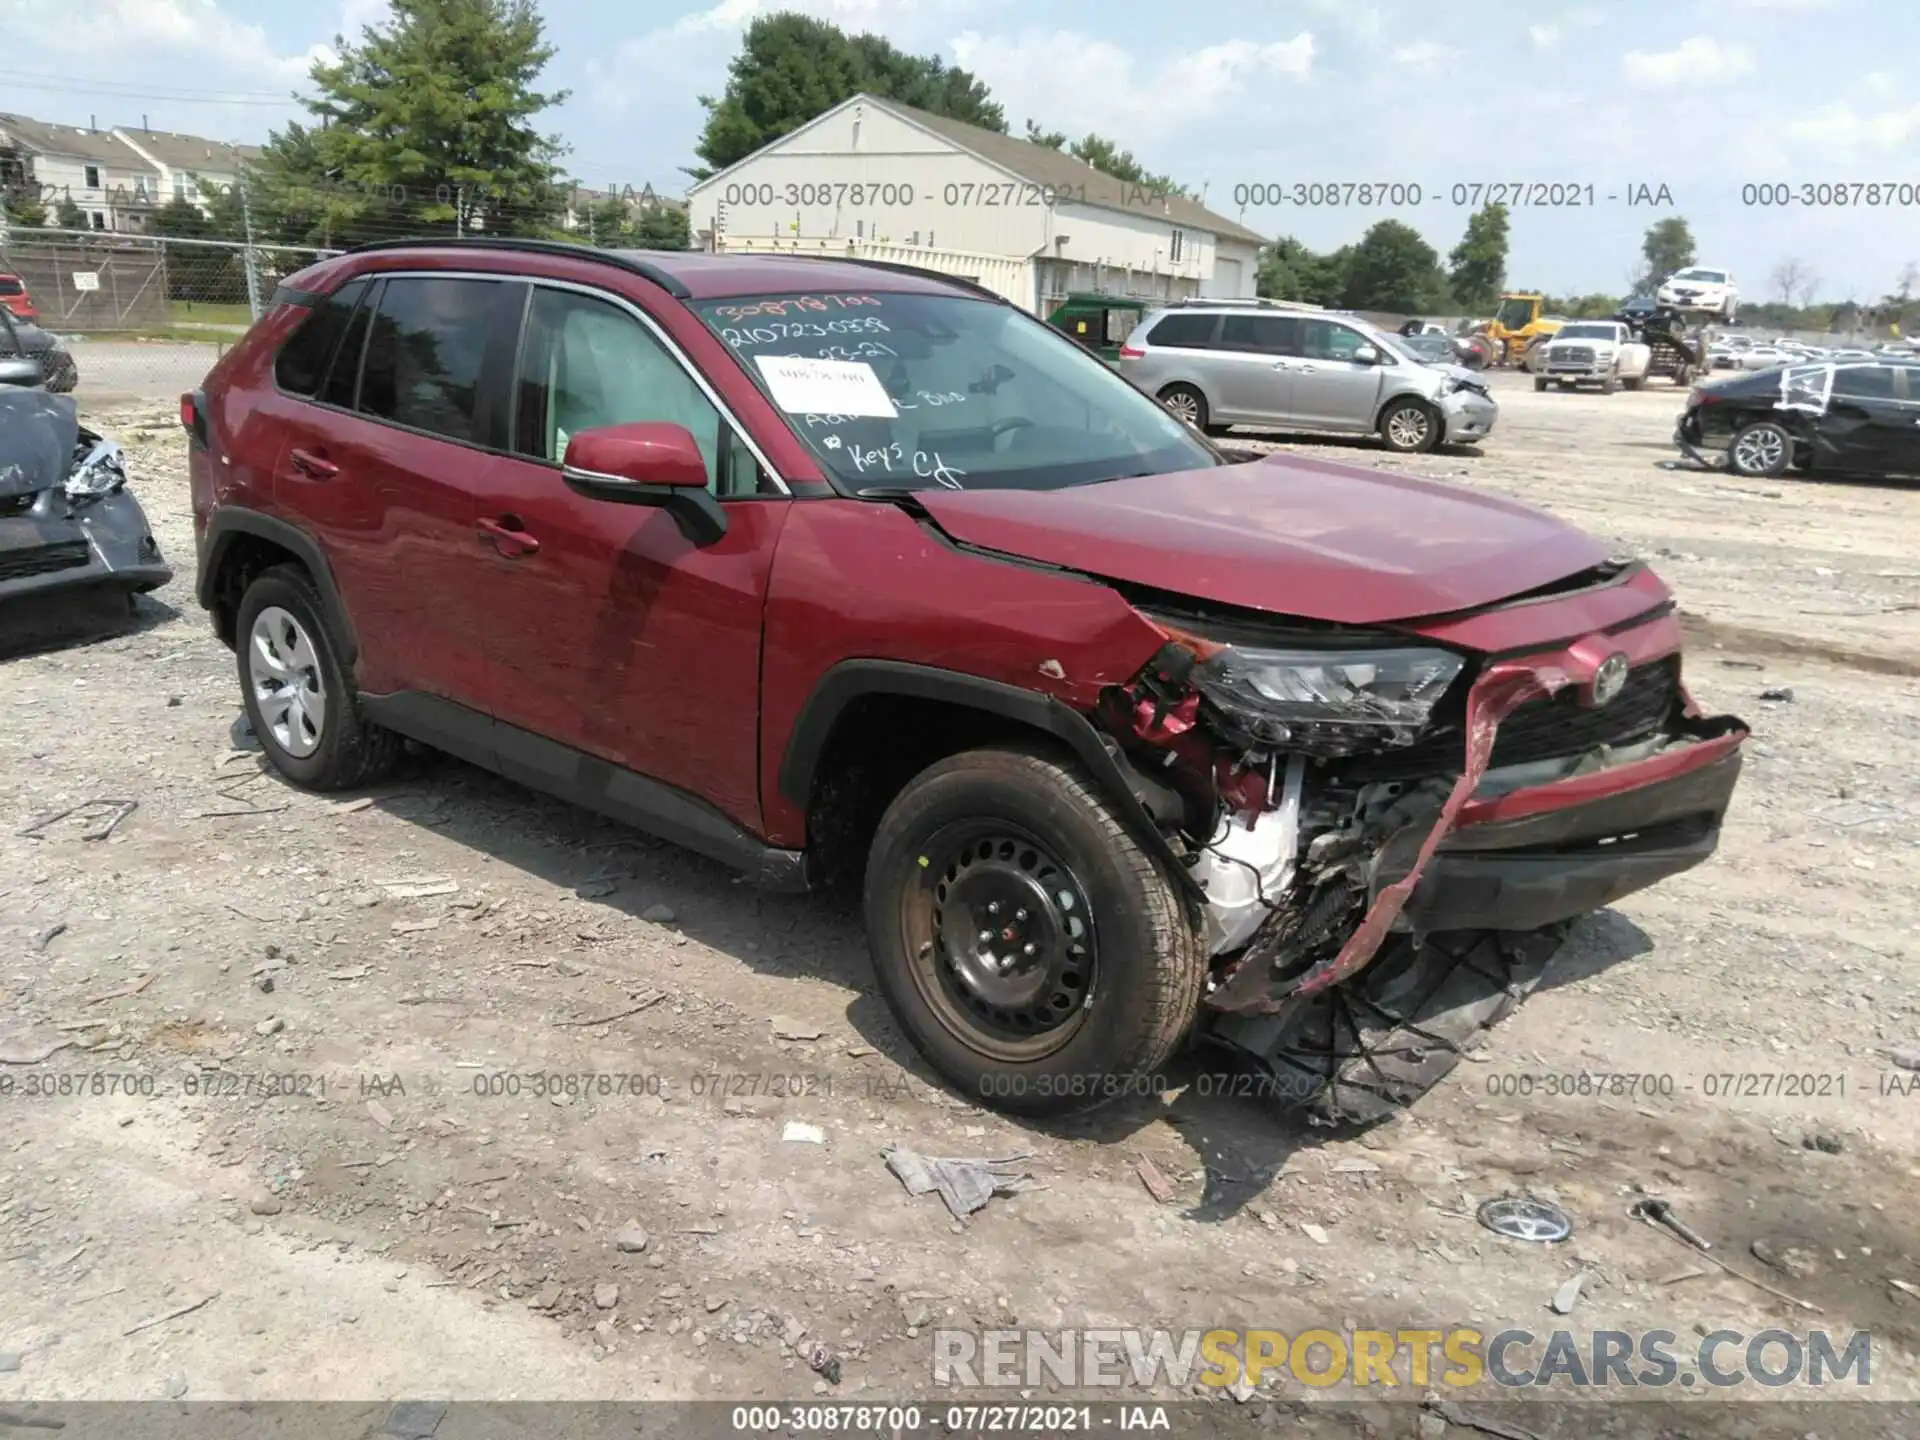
[{"left": 8, "top": 0, "right": 1917, "bottom": 300}]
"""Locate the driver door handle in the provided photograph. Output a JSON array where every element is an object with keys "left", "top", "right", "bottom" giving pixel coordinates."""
[
  {"left": 287, "top": 447, "right": 337, "bottom": 480},
  {"left": 478, "top": 515, "right": 539, "bottom": 557}
]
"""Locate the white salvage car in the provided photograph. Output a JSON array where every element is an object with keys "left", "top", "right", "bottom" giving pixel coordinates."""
[
  {"left": 1656, "top": 266, "right": 1739, "bottom": 320},
  {"left": 1532, "top": 321, "right": 1653, "bottom": 393}
]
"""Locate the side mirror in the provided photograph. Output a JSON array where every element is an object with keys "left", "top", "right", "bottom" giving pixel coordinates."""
[
  {"left": 1350, "top": 343, "right": 1381, "bottom": 365},
  {"left": 0, "top": 356, "right": 44, "bottom": 387},
  {"left": 561, "top": 421, "right": 726, "bottom": 546}
]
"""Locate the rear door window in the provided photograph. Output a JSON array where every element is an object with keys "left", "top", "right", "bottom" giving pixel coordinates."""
[
  {"left": 1145, "top": 312, "right": 1219, "bottom": 349},
  {"left": 1832, "top": 365, "right": 1896, "bottom": 399},
  {"left": 1219, "top": 314, "right": 1299, "bottom": 354},
  {"left": 356, "top": 275, "right": 510, "bottom": 443},
  {"left": 274, "top": 278, "right": 367, "bottom": 397},
  {"left": 1300, "top": 319, "right": 1369, "bottom": 361}
]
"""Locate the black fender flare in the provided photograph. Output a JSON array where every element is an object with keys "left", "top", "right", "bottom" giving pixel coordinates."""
[
  {"left": 197, "top": 507, "right": 359, "bottom": 665},
  {"left": 778, "top": 659, "right": 1205, "bottom": 903}
]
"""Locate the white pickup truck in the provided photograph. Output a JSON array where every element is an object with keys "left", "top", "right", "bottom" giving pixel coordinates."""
[{"left": 1533, "top": 321, "right": 1653, "bottom": 394}]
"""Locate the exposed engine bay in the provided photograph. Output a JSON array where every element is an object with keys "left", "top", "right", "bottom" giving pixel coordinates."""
[{"left": 1082, "top": 579, "right": 1749, "bottom": 1100}]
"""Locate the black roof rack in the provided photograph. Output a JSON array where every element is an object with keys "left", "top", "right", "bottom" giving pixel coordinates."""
[{"left": 338, "top": 236, "right": 693, "bottom": 299}]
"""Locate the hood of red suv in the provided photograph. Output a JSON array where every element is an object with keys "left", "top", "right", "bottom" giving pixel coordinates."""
[{"left": 913, "top": 454, "right": 1611, "bottom": 626}]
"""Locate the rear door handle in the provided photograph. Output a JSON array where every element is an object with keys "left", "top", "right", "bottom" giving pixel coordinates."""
[
  {"left": 288, "top": 447, "right": 338, "bottom": 480},
  {"left": 478, "top": 516, "right": 539, "bottom": 557}
]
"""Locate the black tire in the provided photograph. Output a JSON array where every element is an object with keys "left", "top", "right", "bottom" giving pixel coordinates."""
[
  {"left": 1621, "top": 375, "right": 1643, "bottom": 391},
  {"left": 1600, "top": 373, "right": 1618, "bottom": 395},
  {"left": 1729, "top": 419, "right": 1792, "bottom": 478},
  {"left": 234, "top": 564, "right": 402, "bottom": 791},
  {"left": 1533, "top": 376, "right": 1549, "bottom": 392},
  {"left": 1377, "top": 397, "right": 1440, "bottom": 453},
  {"left": 863, "top": 745, "right": 1206, "bottom": 1118},
  {"left": 1157, "top": 383, "right": 1209, "bottom": 430},
  {"left": 1237, "top": 927, "right": 1567, "bottom": 1126},
  {"left": 44, "top": 353, "right": 78, "bottom": 393}
]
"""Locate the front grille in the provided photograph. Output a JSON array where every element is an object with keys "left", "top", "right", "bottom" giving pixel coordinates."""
[
  {"left": 1549, "top": 346, "right": 1596, "bottom": 366},
  {"left": 0, "top": 540, "right": 91, "bottom": 581},
  {"left": 1346, "top": 656, "right": 1681, "bottom": 782}
]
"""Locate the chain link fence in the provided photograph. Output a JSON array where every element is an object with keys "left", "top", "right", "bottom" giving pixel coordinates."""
[{"left": 0, "top": 228, "right": 338, "bottom": 404}]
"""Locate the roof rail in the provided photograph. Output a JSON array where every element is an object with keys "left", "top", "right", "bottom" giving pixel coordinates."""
[
  {"left": 1168, "top": 296, "right": 1324, "bottom": 311},
  {"left": 338, "top": 236, "right": 693, "bottom": 299}
]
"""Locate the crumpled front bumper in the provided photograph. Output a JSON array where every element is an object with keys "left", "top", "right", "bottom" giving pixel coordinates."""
[
  {"left": 1672, "top": 412, "right": 1729, "bottom": 470},
  {"left": 1439, "top": 388, "right": 1498, "bottom": 441},
  {"left": 0, "top": 491, "right": 172, "bottom": 604},
  {"left": 1206, "top": 613, "right": 1748, "bottom": 1015}
]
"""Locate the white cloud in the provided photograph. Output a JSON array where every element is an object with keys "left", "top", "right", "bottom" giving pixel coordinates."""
[
  {"left": 947, "top": 29, "right": 1311, "bottom": 136},
  {"left": 1528, "top": 24, "right": 1561, "bottom": 49},
  {"left": 1786, "top": 101, "right": 1920, "bottom": 156},
  {"left": 1701, "top": 0, "right": 1832, "bottom": 8},
  {"left": 1390, "top": 40, "right": 1455, "bottom": 70},
  {"left": 1622, "top": 36, "right": 1754, "bottom": 88}
]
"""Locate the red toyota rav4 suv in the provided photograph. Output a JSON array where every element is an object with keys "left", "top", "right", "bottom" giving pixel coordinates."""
[{"left": 186, "top": 240, "right": 1747, "bottom": 1120}]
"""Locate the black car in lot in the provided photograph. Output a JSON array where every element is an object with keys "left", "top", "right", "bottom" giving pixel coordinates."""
[
  {"left": 0, "top": 303, "right": 77, "bottom": 392},
  {"left": 1675, "top": 360, "right": 1920, "bottom": 479},
  {"left": 0, "top": 364, "right": 170, "bottom": 609}
]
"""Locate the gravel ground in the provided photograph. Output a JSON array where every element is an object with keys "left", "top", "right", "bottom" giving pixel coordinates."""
[{"left": 2, "top": 370, "right": 1917, "bottom": 1433}]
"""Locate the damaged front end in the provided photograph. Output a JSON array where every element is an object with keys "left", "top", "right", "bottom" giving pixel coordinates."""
[
  {"left": 1088, "top": 566, "right": 1749, "bottom": 1083},
  {"left": 0, "top": 388, "right": 171, "bottom": 607}
]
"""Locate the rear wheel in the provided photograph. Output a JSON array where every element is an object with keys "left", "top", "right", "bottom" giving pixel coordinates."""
[
  {"left": 1378, "top": 397, "right": 1440, "bottom": 453},
  {"left": 1600, "top": 373, "right": 1619, "bottom": 395},
  {"left": 1157, "top": 383, "right": 1209, "bottom": 430},
  {"left": 1730, "top": 419, "right": 1792, "bottom": 477},
  {"left": 1621, "top": 375, "right": 1643, "bottom": 391},
  {"left": 863, "top": 746, "right": 1205, "bottom": 1117},
  {"left": 1533, "top": 376, "right": 1549, "bottom": 392},
  {"left": 235, "top": 565, "right": 402, "bottom": 791}
]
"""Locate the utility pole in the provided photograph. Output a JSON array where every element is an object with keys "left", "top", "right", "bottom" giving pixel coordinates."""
[{"left": 240, "top": 167, "right": 262, "bottom": 321}]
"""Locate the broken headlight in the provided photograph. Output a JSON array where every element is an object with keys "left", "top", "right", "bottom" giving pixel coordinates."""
[
  {"left": 65, "top": 436, "right": 126, "bottom": 499},
  {"left": 1190, "top": 645, "right": 1464, "bottom": 756}
]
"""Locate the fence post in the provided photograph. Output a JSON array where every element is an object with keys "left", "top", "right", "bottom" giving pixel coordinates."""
[{"left": 240, "top": 170, "right": 262, "bottom": 321}]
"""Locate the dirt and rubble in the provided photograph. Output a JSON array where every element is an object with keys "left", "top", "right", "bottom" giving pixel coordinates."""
[{"left": 2, "top": 372, "right": 1919, "bottom": 1433}]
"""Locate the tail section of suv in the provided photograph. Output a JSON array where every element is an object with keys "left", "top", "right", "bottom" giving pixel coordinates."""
[
  {"left": 1115, "top": 299, "right": 1497, "bottom": 452},
  {"left": 189, "top": 239, "right": 1745, "bottom": 1124}
]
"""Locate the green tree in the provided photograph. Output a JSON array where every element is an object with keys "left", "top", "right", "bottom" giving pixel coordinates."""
[
  {"left": 692, "top": 13, "right": 1002, "bottom": 177},
  {"left": 1637, "top": 216, "right": 1695, "bottom": 290},
  {"left": 1446, "top": 203, "right": 1507, "bottom": 312},
  {"left": 1340, "top": 220, "right": 1450, "bottom": 312},
  {"left": 1256, "top": 235, "right": 1348, "bottom": 306},
  {"left": 1023, "top": 119, "right": 1067, "bottom": 148},
  {"left": 56, "top": 197, "right": 87, "bottom": 229},
  {"left": 1018, "top": 121, "right": 1186, "bottom": 196},
  {"left": 633, "top": 203, "right": 690, "bottom": 250},
  {"left": 253, "top": 0, "right": 568, "bottom": 246}
]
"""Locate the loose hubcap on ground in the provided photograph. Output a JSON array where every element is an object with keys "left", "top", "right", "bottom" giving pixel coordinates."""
[
  {"left": 249, "top": 605, "right": 327, "bottom": 759},
  {"left": 920, "top": 830, "right": 1094, "bottom": 1056}
]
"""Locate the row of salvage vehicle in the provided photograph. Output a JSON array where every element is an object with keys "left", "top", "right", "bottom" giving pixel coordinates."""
[{"left": 7, "top": 240, "right": 1909, "bottom": 1130}]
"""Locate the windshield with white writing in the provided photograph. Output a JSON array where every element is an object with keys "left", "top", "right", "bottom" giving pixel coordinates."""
[{"left": 691, "top": 290, "right": 1218, "bottom": 494}]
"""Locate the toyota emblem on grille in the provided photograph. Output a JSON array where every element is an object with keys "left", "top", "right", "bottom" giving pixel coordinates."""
[{"left": 1587, "top": 651, "right": 1630, "bottom": 708}]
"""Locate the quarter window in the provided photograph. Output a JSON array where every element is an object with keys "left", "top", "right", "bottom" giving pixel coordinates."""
[
  {"left": 511, "top": 287, "right": 767, "bottom": 498},
  {"left": 273, "top": 278, "right": 368, "bottom": 397},
  {"left": 1144, "top": 312, "right": 1218, "bottom": 348},
  {"left": 1831, "top": 366, "right": 1895, "bottom": 399},
  {"left": 356, "top": 276, "right": 504, "bottom": 442}
]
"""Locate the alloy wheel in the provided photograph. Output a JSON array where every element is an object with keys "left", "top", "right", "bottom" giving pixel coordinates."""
[
  {"left": 1161, "top": 389, "right": 1200, "bottom": 425},
  {"left": 248, "top": 605, "right": 327, "bottom": 759},
  {"left": 1733, "top": 426, "right": 1785, "bottom": 474},
  {"left": 1385, "top": 405, "right": 1431, "bottom": 449}
]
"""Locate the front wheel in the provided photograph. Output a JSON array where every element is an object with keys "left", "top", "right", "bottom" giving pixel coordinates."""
[
  {"left": 1378, "top": 398, "right": 1440, "bottom": 453},
  {"left": 863, "top": 746, "right": 1205, "bottom": 1117},
  {"left": 1533, "top": 376, "right": 1549, "bottom": 392},
  {"left": 1621, "top": 374, "right": 1643, "bottom": 391},
  {"left": 1730, "top": 419, "right": 1792, "bottom": 478},
  {"left": 1600, "top": 373, "right": 1618, "bottom": 395}
]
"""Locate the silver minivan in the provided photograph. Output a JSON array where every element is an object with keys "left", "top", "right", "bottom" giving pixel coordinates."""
[{"left": 1115, "top": 300, "right": 1497, "bottom": 453}]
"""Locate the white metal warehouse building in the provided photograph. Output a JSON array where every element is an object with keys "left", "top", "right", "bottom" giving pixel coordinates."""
[{"left": 684, "top": 93, "right": 1264, "bottom": 316}]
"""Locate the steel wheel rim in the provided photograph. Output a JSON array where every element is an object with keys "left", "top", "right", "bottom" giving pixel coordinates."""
[
  {"left": 1162, "top": 390, "right": 1200, "bottom": 424},
  {"left": 1734, "top": 427, "right": 1784, "bottom": 472},
  {"left": 249, "top": 606, "right": 327, "bottom": 759},
  {"left": 903, "top": 822, "right": 1097, "bottom": 1062},
  {"left": 1386, "top": 406, "right": 1430, "bottom": 448}
]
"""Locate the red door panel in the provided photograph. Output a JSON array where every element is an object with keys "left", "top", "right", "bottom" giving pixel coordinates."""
[{"left": 470, "top": 452, "right": 788, "bottom": 831}]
